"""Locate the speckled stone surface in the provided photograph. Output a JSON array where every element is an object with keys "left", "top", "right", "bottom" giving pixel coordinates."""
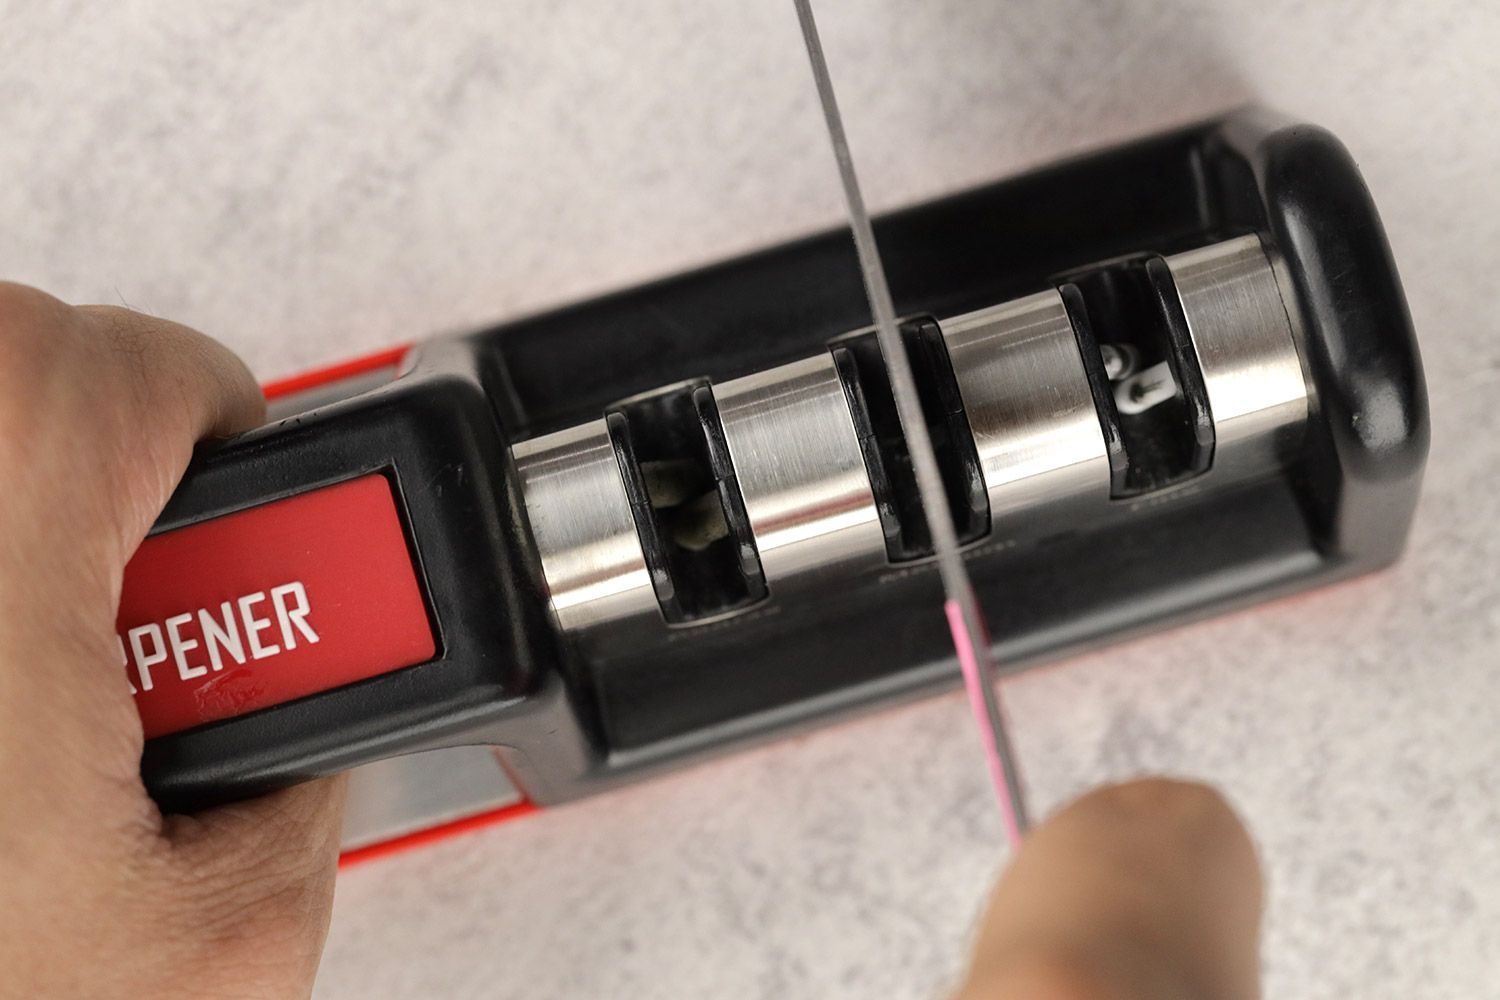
[{"left": 5, "top": 1, "right": 1498, "bottom": 996}]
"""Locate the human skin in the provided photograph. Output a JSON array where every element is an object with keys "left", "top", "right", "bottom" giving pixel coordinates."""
[
  {"left": 0, "top": 282, "right": 1261, "bottom": 999},
  {"left": 953, "top": 779, "right": 1264, "bottom": 1000},
  {"left": 0, "top": 282, "right": 346, "bottom": 1000}
]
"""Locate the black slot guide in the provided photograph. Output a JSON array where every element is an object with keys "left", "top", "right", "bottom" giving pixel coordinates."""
[
  {"left": 831, "top": 318, "right": 989, "bottom": 561},
  {"left": 1060, "top": 255, "right": 1215, "bottom": 497},
  {"left": 606, "top": 381, "right": 767, "bottom": 623}
]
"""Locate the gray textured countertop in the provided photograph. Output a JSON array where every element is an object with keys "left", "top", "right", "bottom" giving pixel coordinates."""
[{"left": 5, "top": 1, "right": 1498, "bottom": 996}]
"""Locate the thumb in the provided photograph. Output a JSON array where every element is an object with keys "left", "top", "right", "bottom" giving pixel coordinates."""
[{"left": 955, "top": 778, "right": 1263, "bottom": 1000}]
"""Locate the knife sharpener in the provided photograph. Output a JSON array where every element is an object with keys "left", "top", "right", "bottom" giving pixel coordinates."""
[{"left": 118, "top": 110, "right": 1428, "bottom": 856}]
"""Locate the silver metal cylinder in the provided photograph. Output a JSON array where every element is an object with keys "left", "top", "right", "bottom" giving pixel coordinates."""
[
  {"left": 514, "top": 236, "right": 1310, "bottom": 637},
  {"left": 941, "top": 289, "right": 1111, "bottom": 530},
  {"left": 1167, "top": 234, "right": 1309, "bottom": 479},
  {"left": 713, "top": 354, "right": 887, "bottom": 589},
  {"left": 511, "top": 419, "right": 657, "bottom": 633}
]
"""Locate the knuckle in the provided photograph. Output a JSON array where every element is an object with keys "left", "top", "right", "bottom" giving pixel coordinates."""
[
  {"left": 0, "top": 282, "right": 86, "bottom": 434},
  {"left": 0, "top": 280, "right": 64, "bottom": 332},
  {"left": 0, "top": 281, "right": 74, "bottom": 369}
]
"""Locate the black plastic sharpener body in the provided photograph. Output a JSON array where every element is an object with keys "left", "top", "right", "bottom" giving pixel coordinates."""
[{"left": 129, "top": 109, "right": 1428, "bottom": 815}]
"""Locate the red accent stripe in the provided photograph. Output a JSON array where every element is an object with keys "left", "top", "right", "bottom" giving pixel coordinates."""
[
  {"left": 262, "top": 344, "right": 412, "bottom": 401},
  {"left": 338, "top": 800, "right": 540, "bottom": 869}
]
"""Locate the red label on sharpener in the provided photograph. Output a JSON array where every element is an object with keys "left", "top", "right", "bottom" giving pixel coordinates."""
[{"left": 118, "top": 474, "right": 437, "bottom": 739}]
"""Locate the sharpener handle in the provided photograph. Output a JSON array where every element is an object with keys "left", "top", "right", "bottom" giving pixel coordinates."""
[{"left": 133, "top": 340, "right": 565, "bottom": 814}]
